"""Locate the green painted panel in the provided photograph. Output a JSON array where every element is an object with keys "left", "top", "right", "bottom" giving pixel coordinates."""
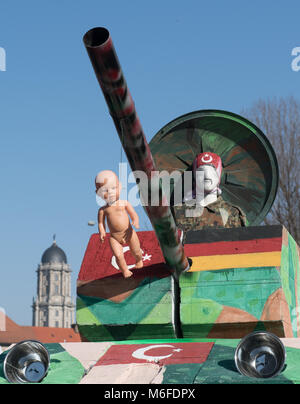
[
  {"left": 280, "top": 234, "right": 300, "bottom": 336},
  {"left": 78, "top": 277, "right": 171, "bottom": 326},
  {"left": 78, "top": 323, "right": 176, "bottom": 342},
  {"left": 181, "top": 298, "right": 223, "bottom": 325},
  {"left": 77, "top": 275, "right": 176, "bottom": 341},
  {"left": 76, "top": 296, "right": 101, "bottom": 326},
  {"left": 180, "top": 267, "right": 281, "bottom": 322},
  {"left": 161, "top": 363, "right": 204, "bottom": 384},
  {"left": 138, "top": 293, "right": 172, "bottom": 324}
]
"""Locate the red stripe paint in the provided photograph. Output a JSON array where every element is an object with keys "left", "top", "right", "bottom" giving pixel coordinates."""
[
  {"left": 78, "top": 232, "right": 166, "bottom": 282},
  {"left": 184, "top": 237, "right": 282, "bottom": 257},
  {"left": 96, "top": 342, "right": 214, "bottom": 366}
]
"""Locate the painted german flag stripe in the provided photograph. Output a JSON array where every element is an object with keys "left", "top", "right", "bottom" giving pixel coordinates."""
[
  {"left": 185, "top": 225, "right": 282, "bottom": 244},
  {"left": 184, "top": 237, "right": 282, "bottom": 257},
  {"left": 188, "top": 251, "right": 281, "bottom": 272}
]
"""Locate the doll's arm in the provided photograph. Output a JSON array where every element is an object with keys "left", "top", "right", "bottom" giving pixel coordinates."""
[
  {"left": 125, "top": 201, "right": 140, "bottom": 229},
  {"left": 98, "top": 208, "right": 106, "bottom": 242}
]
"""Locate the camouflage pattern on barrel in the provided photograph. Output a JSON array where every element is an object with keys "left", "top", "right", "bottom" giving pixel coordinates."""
[{"left": 83, "top": 27, "right": 189, "bottom": 277}]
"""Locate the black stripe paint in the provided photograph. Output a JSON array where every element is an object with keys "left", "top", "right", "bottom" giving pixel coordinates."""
[{"left": 185, "top": 225, "right": 283, "bottom": 244}]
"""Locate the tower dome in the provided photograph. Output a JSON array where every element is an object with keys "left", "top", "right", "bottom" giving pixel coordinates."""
[
  {"left": 41, "top": 235, "right": 67, "bottom": 264},
  {"left": 33, "top": 235, "right": 75, "bottom": 328}
]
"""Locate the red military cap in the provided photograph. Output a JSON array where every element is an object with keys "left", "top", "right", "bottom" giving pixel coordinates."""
[{"left": 193, "top": 152, "right": 222, "bottom": 180}]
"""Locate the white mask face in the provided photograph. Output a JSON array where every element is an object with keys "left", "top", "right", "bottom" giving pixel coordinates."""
[{"left": 196, "top": 165, "right": 219, "bottom": 194}]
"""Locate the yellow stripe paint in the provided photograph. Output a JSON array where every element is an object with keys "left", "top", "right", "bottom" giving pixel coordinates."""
[{"left": 188, "top": 251, "right": 281, "bottom": 272}]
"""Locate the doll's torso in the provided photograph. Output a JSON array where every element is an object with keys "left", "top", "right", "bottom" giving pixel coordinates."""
[{"left": 103, "top": 201, "right": 130, "bottom": 233}]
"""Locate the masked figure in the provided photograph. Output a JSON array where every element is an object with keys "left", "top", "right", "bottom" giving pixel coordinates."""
[{"left": 171, "top": 152, "right": 246, "bottom": 241}]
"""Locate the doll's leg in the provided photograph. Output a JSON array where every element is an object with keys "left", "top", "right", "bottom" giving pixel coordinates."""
[
  {"left": 109, "top": 236, "right": 133, "bottom": 278},
  {"left": 129, "top": 230, "right": 143, "bottom": 269}
]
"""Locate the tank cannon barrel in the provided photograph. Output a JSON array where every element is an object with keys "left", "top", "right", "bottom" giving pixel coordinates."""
[{"left": 83, "top": 27, "right": 189, "bottom": 276}]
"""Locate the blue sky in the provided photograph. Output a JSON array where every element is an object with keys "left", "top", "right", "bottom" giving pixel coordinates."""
[{"left": 0, "top": 0, "right": 299, "bottom": 325}]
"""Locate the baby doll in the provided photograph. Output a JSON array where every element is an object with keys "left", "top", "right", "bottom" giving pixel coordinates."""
[{"left": 95, "top": 170, "right": 143, "bottom": 278}]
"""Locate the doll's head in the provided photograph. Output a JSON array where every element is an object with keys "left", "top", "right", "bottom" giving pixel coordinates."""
[{"left": 95, "top": 170, "right": 121, "bottom": 205}]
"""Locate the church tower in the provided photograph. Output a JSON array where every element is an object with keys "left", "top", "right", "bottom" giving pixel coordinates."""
[{"left": 32, "top": 236, "right": 75, "bottom": 328}]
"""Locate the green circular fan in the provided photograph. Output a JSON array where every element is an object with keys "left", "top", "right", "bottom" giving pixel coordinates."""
[{"left": 149, "top": 110, "right": 279, "bottom": 226}]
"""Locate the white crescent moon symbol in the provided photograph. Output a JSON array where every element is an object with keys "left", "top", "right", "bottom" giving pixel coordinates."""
[
  {"left": 132, "top": 344, "right": 176, "bottom": 362},
  {"left": 111, "top": 248, "right": 144, "bottom": 271},
  {"left": 201, "top": 155, "right": 213, "bottom": 163}
]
